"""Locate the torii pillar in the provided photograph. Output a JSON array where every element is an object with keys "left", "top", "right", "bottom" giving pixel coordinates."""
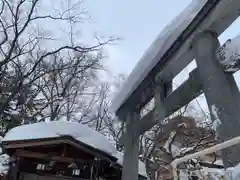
[
  {"left": 192, "top": 31, "right": 240, "bottom": 167},
  {"left": 122, "top": 111, "right": 140, "bottom": 180}
]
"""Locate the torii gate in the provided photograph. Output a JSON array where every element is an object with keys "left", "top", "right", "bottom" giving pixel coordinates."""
[{"left": 111, "top": 0, "right": 240, "bottom": 180}]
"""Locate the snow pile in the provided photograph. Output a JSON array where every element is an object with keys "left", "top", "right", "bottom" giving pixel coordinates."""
[
  {"left": 3, "top": 121, "right": 148, "bottom": 177},
  {"left": 216, "top": 36, "right": 240, "bottom": 72}
]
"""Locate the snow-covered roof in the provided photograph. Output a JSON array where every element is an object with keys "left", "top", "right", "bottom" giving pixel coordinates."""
[
  {"left": 3, "top": 121, "right": 148, "bottom": 177},
  {"left": 3, "top": 121, "right": 118, "bottom": 156},
  {"left": 111, "top": 0, "right": 209, "bottom": 113}
]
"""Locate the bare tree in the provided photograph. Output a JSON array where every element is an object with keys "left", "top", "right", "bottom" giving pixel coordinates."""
[
  {"left": 140, "top": 113, "right": 222, "bottom": 180},
  {"left": 84, "top": 75, "right": 127, "bottom": 143},
  {"left": 32, "top": 51, "right": 103, "bottom": 121},
  {"left": 0, "top": 0, "right": 117, "bottom": 134}
]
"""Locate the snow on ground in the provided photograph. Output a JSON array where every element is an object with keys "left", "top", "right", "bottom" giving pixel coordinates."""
[
  {"left": 111, "top": 0, "right": 209, "bottom": 112},
  {"left": 2, "top": 121, "right": 148, "bottom": 177}
]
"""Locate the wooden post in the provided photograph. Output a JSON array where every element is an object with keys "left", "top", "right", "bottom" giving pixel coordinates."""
[
  {"left": 8, "top": 156, "right": 19, "bottom": 180},
  {"left": 192, "top": 31, "right": 240, "bottom": 167},
  {"left": 122, "top": 111, "right": 140, "bottom": 180}
]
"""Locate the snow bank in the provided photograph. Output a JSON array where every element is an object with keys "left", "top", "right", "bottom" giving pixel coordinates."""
[
  {"left": 111, "top": 0, "right": 209, "bottom": 112},
  {"left": 3, "top": 121, "right": 147, "bottom": 177}
]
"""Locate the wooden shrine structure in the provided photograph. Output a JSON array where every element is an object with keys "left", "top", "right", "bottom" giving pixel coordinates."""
[
  {"left": 111, "top": 0, "right": 240, "bottom": 180},
  {"left": 2, "top": 135, "right": 147, "bottom": 180}
]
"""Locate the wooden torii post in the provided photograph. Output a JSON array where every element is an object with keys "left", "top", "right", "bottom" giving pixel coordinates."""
[{"left": 111, "top": 1, "right": 240, "bottom": 180}]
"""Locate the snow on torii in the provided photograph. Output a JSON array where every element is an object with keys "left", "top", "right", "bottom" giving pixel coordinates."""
[{"left": 111, "top": 0, "right": 209, "bottom": 113}]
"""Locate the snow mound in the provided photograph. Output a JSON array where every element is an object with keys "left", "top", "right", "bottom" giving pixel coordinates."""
[{"left": 3, "top": 121, "right": 118, "bottom": 156}]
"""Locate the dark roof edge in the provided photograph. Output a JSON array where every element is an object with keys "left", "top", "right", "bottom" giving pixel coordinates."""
[{"left": 2, "top": 135, "right": 118, "bottom": 163}]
